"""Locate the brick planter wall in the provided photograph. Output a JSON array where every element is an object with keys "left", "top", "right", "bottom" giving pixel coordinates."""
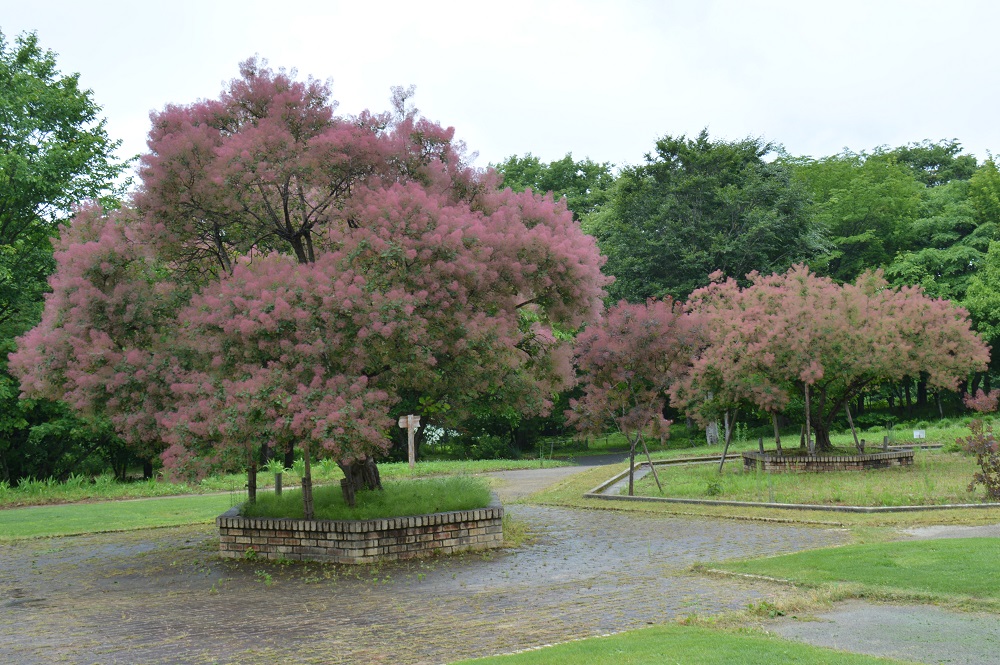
[
  {"left": 216, "top": 495, "right": 503, "bottom": 564},
  {"left": 742, "top": 450, "right": 914, "bottom": 472}
]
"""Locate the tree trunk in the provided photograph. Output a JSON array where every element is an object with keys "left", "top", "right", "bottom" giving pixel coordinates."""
[
  {"left": 338, "top": 456, "right": 383, "bottom": 507},
  {"left": 301, "top": 447, "right": 314, "bottom": 520},
  {"left": 856, "top": 393, "right": 864, "bottom": 415},
  {"left": 143, "top": 460, "right": 154, "bottom": 480},
  {"left": 804, "top": 384, "right": 813, "bottom": 455},
  {"left": 917, "top": 373, "right": 928, "bottom": 407},
  {"left": 971, "top": 372, "right": 983, "bottom": 397},
  {"left": 283, "top": 440, "right": 296, "bottom": 470},
  {"left": 813, "top": 421, "right": 833, "bottom": 452},
  {"left": 937, "top": 390, "right": 944, "bottom": 419},
  {"left": 705, "top": 420, "right": 720, "bottom": 446},
  {"left": 986, "top": 372, "right": 993, "bottom": 394},
  {"left": 247, "top": 460, "right": 257, "bottom": 504},
  {"left": 771, "top": 412, "right": 782, "bottom": 454},
  {"left": 904, "top": 379, "right": 913, "bottom": 415}
]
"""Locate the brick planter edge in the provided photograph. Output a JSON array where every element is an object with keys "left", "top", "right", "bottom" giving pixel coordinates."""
[{"left": 217, "top": 494, "right": 503, "bottom": 564}]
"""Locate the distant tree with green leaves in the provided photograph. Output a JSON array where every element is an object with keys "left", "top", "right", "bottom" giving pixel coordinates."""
[
  {"left": 889, "top": 139, "right": 978, "bottom": 187},
  {"left": 589, "top": 130, "right": 821, "bottom": 302},
  {"left": 0, "top": 30, "right": 130, "bottom": 483},
  {"left": 493, "top": 152, "right": 615, "bottom": 221},
  {"left": 788, "top": 150, "right": 923, "bottom": 283}
]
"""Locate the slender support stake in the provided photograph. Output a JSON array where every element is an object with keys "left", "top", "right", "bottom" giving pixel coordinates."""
[
  {"left": 717, "top": 409, "right": 738, "bottom": 473},
  {"left": 846, "top": 402, "right": 861, "bottom": 452},
  {"left": 639, "top": 435, "right": 662, "bottom": 493}
]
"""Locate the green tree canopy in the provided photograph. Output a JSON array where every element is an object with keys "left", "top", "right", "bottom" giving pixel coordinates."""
[
  {"left": 788, "top": 151, "right": 923, "bottom": 283},
  {"left": 0, "top": 31, "right": 130, "bottom": 483},
  {"left": 0, "top": 31, "right": 129, "bottom": 331},
  {"left": 589, "top": 129, "right": 821, "bottom": 302},
  {"left": 493, "top": 152, "right": 615, "bottom": 221}
]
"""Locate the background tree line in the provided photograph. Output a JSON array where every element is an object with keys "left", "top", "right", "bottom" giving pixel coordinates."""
[{"left": 4, "top": 27, "right": 1000, "bottom": 483}]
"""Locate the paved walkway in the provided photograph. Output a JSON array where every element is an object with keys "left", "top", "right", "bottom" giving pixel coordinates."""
[{"left": 0, "top": 463, "right": 848, "bottom": 665}]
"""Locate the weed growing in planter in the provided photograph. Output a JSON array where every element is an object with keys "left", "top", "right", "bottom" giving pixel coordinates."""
[{"left": 957, "top": 419, "right": 1000, "bottom": 499}]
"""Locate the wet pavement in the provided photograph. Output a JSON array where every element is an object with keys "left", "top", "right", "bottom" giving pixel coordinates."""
[
  {"left": 766, "top": 600, "right": 1000, "bottom": 665},
  {"left": 0, "top": 470, "right": 848, "bottom": 665}
]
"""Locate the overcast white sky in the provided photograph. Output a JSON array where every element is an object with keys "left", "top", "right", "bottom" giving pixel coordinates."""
[{"left": 4, "top": 0, "right": 999, "bottom": 177}]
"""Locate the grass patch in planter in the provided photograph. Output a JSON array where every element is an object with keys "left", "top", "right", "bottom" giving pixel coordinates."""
[{"left": 241, "top": 475, "right": 492, "bottom": 521}]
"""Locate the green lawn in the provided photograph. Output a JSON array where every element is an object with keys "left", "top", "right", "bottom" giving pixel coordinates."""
[
  {"left": 0, "top": 494, "right": 236, "bottom": 540},
  {"left": 0, "top": 458, "right": 568, "bottom": 508},
  {"left": 717, "top": 537, "right": 1000, "bottom": 603},
  {"left": 633, "top": 450, "right": 988, "bottom": 506},
  {"left": 451, "top": 624, "right": 915, "bottom": 664}
]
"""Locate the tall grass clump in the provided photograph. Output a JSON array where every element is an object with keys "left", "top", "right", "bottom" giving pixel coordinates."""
[{"left": 242, "top": 475, "right": 492, "bottom": 521}]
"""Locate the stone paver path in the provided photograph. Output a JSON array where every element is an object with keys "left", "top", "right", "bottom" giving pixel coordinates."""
[
  {"left": 766, "top": 600, "right": 1000, "bottom": 665},
  {"left": 0, "top": 467, "right": 848, "bottom": 665}
]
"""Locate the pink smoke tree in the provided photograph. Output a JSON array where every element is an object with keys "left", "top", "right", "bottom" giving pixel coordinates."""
[
  {"left": 12, "top": 60, "right": 609, "bottom": 517},
  {"left": 673, "top": 264, "right": 990, "bottom": 453},
  {"left": 10, "top": 204, "right": 179, "bottom": 469},
  {"left": 568, "top": 299, "right": 703, "bottom": 494}
]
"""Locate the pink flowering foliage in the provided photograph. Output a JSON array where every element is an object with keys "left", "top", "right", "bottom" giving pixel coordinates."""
[
  {"left": 963, "top": 389, "right": 1000, "bottom": 413},
  {"left": 674, "top": 264, "right": 990, "bottom": 449},
  {"left": 10, "top": 204, "right": 179, "bottom": 462},
  {"left": 568, "top": 299, "right": 702, "bottom": 443},
  {"left": 12, "top": 60, "right": 610, "bottom": 482}
]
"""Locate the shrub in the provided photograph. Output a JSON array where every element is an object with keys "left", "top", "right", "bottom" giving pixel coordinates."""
[{"left": 956, "top": 419, "right": 1000, "bottom": 500}]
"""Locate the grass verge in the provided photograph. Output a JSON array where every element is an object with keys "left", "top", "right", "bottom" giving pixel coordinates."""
[
  {"left": 632, "top": 450, "right": 989, "bottom": 506},
  {"left": 0, "top": 494, "right": 235, "bottom": 540},
  {"left": 450, "top": 624, "right": 915, "bottom": 664},
  {"left": 241, "top": 476, "right": 491, "bottom": 521},
  {"left": 712, "top": 537, "right": 1000, "bottom": 610},
  {"left": 520, "top": 463, "right": 1000, "bottom": 529},
  {"left": 0, "top": 458, "right": 567, "bottom": 509}
]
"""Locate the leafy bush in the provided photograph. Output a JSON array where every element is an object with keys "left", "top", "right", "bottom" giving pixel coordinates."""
[
  {"left": 956, "top": 419, "right": 1000, "bottom": 500},
  {"left": 468, "top": 435, "right": 514, "bottom": 460}
]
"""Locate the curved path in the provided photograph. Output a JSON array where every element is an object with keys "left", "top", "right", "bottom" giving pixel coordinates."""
[{"left": 2, "top": 464, "right": 849, "bottom": 664}]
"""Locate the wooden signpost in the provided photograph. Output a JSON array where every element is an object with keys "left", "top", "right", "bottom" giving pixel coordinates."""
[{"left": 398, "top": 414, "right": 421, "bottom": 469}]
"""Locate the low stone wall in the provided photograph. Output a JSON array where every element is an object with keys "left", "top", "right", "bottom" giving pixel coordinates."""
[
  {"left": 742, "top": 450, "right": 914, "bottom": 472},
  {"left": 217, "top": 495, "right": 503, "bottom": 564}
]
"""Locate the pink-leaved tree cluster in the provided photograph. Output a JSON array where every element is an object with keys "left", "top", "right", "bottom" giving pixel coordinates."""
[
  {"left": 569, "top": 264, "right": 990, "bottom": 473},
  {"left": 11, "top": 60, "right": 610, "bottom": 517},
  {"left": 568, "top": 298, "right": 703, "bottom": 494},
  {"left": 673, "top": 265, "right": 990, "bottom": 454}
]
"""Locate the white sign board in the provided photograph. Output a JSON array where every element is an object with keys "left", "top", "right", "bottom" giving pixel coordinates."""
[{"left": 913, "top": 430, "right": 926, "bottom": 439}]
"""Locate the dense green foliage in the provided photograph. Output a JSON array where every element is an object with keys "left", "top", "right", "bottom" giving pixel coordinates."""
[
  {"left": 587, "top": 130, "right": 822, "bottom": 301},
  {"left": 493, "top": 152, "right": 614, "bottom": 220},
  {"left": 0, "top": 31, "right": 130, "bottom": 484}
]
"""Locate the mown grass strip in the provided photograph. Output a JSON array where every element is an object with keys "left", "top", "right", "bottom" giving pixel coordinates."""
[
  {"left": 0, "top": 458, "right": 568, "bottom": 509},
  {"left": 0, "top": 494, "right": 236, "bottom": 540},
  {"left": 451, "top": 624, "right": 916, "bottom": 664},
  {"left": 715, "top": 537, "right": 1000, "bottom": 604}
]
